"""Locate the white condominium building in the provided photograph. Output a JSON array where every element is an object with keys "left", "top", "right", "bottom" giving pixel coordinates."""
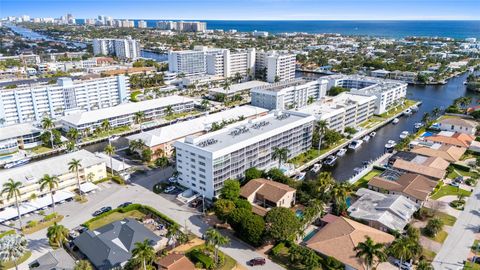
[
  {"left": 168, "top": 50, "right": 207, "bottom": 76},
  {"left": 0, "top": 76, "right": 129, "bottom": 126},
  {"left": 256, "top": 51, "right": 296, "bottom": 83},
  {"left": 0, "top": 123, "right": 43, "bottom": 155},
  {"left": 325, "top": 75, "right": 407, "bottom": 114},
  {"left": 296, "top": 92, "right": 377, "bottom": 133},
  {"left": 156, "top": 21, "right": 207, "bottom": 32},
  {"left": 250, "top": 78, "right": 329, "bottom": 110},
  {"left": 92, "top": 38, "right": 141, "bottom": 59},
  {"left": 60, "top": 95, "right": 195, "bottom": 133},
  {"left": 174, "top": 111, "right": 315, "bottom": 199},
  {"left": 137, "top": 20, "right": 147, "bottom": 28}
]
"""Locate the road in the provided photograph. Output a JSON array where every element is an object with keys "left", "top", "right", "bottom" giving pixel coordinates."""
[
  {"left": 14, "top": 167, "right": 284, "bottom": 270},
  {"left": 433, "top": 184, "right": 480, "bottom": 270}
]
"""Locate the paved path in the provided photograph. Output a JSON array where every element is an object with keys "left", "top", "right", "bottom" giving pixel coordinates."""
[
  {"left": 14, "top": 168, "right": 284, "bottom": 270},
  {"left": 433, "top": 184, "right": 480, "bottom": 270}
]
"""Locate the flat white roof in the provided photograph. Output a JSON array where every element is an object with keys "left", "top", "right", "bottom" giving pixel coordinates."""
[
  {"left": 61, "top": 95, "right": 195, "bottom": 126},
  {"left": 94, "top": 152, "right": 131, "bottom": 172},
  {"left": 0, "top": 123, "right": 42, "bottom": 141},
  {"left": 127, "top": 105, "right": 268, "bottom": 147},
  {"left": 209, "top": 80, "right": 270, "bottom": 94},
  {"left": 0, "top": 150, "right": 105, "bottom": 186}
]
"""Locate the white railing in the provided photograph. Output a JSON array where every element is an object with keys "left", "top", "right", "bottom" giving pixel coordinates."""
[{"left": 346, "top": 152, "right": 390, "bottom": 184}]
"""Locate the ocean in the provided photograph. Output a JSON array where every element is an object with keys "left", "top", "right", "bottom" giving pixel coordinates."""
[{"left": 78, "top": 19, "right": 480, "bottom": 39}]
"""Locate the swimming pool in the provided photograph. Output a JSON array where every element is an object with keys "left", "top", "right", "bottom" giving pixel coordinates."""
[
  {"left": 346, "top": 197, "right": 352, "bottom": 208},
  {"left": 303, "top": 229, "right": 319, "bottom": 242},
  {"left": 421, "top": 131, "right": 434, "bottom": 137},
  {"left": 295, "top": 209, "right": 304, "bottom": 219},
  {"left": 0, "top": 155, "right": 12, "bottom": 161}
]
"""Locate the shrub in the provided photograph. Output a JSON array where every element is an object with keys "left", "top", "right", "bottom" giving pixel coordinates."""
[
  {"left": 187, "top": 249, "right": 214, "bottom": 269},
  {"left": 43, "top": 212, "right": 58, "bottom": 222},
  {"left": 452, "top": 163, "right": 471, "bottom": 172},
  {"left": 111, "top": 175, "right": 125, "bottom": 185},
  {"left": 271, "top": 242, "right": 285, "bottom": 256},
  {"left": 27, "top": 220, "right": 38, "bottom": 228}
]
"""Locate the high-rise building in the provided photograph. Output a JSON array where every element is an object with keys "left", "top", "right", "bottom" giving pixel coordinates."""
[
  {"left": 92, "top": 38, "right": 140, "bottom": 59},
  {"left": 174, "top": 111, "right": 315, "bottom": 198},
  {"left": 168, "top": 50, "right": 207, "bottom": 76},
  {"left": 0, "top": 76, "right": 130, "bottom": 126},
  {"left": 256, "top": 51, "right": 296, "bottom": 83},
  {"left": 137, "top": 20, "right": 147, "bottom": 28},
  {"left": 156, "top": 21, "right": 207, "bottom": 32}
]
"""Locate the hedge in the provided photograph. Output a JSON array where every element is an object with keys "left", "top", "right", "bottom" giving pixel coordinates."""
[
  {"left": 452, "top": 163, "right": 471, "bottom": 172},
  {"left": 271, "top": 242, "right": 286, "bottom": 256},
  {"left": 187, "top": 249, "right": 214, "bottom": 269}
]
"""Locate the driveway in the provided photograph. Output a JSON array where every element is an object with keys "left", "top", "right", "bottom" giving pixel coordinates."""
[
  {"left": 16, "top": 167, "right": 284, "bottom": 270},
  {"left": 432, "top": 183, "right": 480, "bottom": 270}
]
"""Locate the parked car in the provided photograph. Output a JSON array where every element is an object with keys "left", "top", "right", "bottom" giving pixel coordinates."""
[
  {"left": 93, "top": 206, "right": 112, "bottom": 216},
  {"left": 118, "top": 202, "right": 132, "bottom": 208},
  {"left": 164, "top": 186, "right": 176, "bottom": 194},
  {"left": 168, "top": 176, "right": 178, "bottom": 183},
  {"left": 449, "top": 182, "right": 460, "bottom": 187},
  {"left": 393, "top": 259, "right": 412, "bottom": 270},
  {"left": 190, "top": 198, "right": 203, "bottom": 208},
  {"left": 454, "top": 176, "right": 464, "bottom": 183},
  {"left": 248, "top": 257, "right": 266, "bottom": 266}
]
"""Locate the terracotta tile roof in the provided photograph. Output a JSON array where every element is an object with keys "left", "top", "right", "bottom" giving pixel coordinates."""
[
  {"left": 158, "top": 253, "right": 195, "bottom": 270},
  {"left": 411, "top": 145, "right": 466, "bottom": 162},
  {"left": 320, "top": 213, "right": 339, "bottom": 224},
  {"left": 423, "top": 156, "right": 450, "bottom": 170},
  {"left": 368, "top": 173, "right": 438, "bottom": 201},
  {"left": 251, "top": 204, "right": 268, "bottom": 217},
  {"left": 393, "top": 159, "right": 446, "bottom": 179},
  {"left": 425, "top": 133, "right": 475, "bottom": 148},
  {"left": 240, "top": 178, "right": 296, "bottom": 204},
  {"left": 306, "top": 217, "right": 394, "bottom": 270}
]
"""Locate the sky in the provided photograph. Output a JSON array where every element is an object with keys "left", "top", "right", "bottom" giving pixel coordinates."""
[{"left": 1, "top": 0, "right": 480, "bottom": 20}]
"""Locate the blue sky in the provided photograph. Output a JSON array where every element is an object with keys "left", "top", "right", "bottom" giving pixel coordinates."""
[{"left": 2, "top": 0, "right": 480, "bottom": 20}]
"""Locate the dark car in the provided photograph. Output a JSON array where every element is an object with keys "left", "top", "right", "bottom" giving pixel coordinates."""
[
  {"left": 93, "top": 206, "right": 112, "bottom": 216},
  {"left": 118, "top": 202, "right": 132, "bottom": 208},
  {"left": 248, "top": 257, "right": 266, "bottom": 266},
  {"left": 190, "top": 198, "right": 203, "bottom": 208}
]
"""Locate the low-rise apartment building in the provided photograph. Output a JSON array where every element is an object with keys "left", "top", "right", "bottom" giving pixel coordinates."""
[
  {"left": 173, "top": 111, "right": 315, "bottom": 199},
  {"left": 60, "top": 95, "right": 195, "bottom": 134},
  {"left": 0, "top": 123, "right": 43, "bottom": 155}
]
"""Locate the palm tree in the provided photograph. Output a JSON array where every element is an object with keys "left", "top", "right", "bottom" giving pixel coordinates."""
[
  {"left": 317, "top": 120, "right": 328, "bottom": 150},
  {"left": 272, "top": 147, "right": 289, "bottom": 169},
  {"left": 205, "top": 228, "right": 230, "bottom": 265},
  {"left": 165, "top": 105, "right": 174, "bottom": 116},
  {"left": 104, "top": 144, "right": 116, "bottom": 175},
  {"left": 166, "top": 223, "right": 180, "bottom": 247},
  {"left": 133, "top": 111, "right": 145, "bottom": 125},
  {"left": 1, "top": 179, "right": 23, "bottom": 229},
  {"left": 201, "top": 99, "right": 210, "bottom": 110},
  {"left": 388, "top": 237, "right": 415, "bottom": 269},
  {"left": 68, "top": 158, "right": 83, "bottom": 196},
  {"left": 38, "top": 174, "right": 60, "bottom": 213},
  {"left": 221, "top": 79, "right": 232, "bottom": 96},
  {"left": 421, "top": 112, "right": 431, "bottom": 125},
  {"left": 101, "top": 119, "right": 111, "bottom": 132},
  {"left": 354, "top": 236, "right": 387, "bottom": 270},
  {"left": 66, "top": 128, "right": 79, "bottom": 142},
  {"left": 74, "top": 260, "right": 93, "bottom": 270},
  {"left": 431, "top": 107, "right": 441, "bottom": 117},
  {"left": 47, "top": 222, "right": 68, "bottom": 248},
  {"left": 0, "top": 234, "right": 29, "bottom": 270},
  {"left": 131, "top": 239, "right": 155, "bottom": 270},
  {"left": 417, "top": 259, "right": 433, "bottom": 270},
  {"left": 41, "top": 117, "right": 55, "bottom": 148}
]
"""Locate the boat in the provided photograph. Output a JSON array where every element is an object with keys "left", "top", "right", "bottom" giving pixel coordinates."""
[
  {"left": 109, "top": 135, "right": 120, "bottom": 141},
  {"left": 369, "top": 131, "right": 376, "bottom": 137},
  {"left": 323, "top": 155, "right": 337, "bottom": 166},
  {"left": 310, "top": 163, "right": 322, "bottom": 173},
  {"left": 385, "top": 140, "right": 396, "bottom": 149},
  {"left": 404, "top": 108, "right": 412, "bottom": 115},
  {"left": 293, "top": 172, "right": 306, "bottom": 181},
  {"left": 337, "top": 148, "right": 347, "bottom": 157},
  {"left": 4, "top": 158, "right": 31, "bottom": 169},
  {"left": 392, "top": 118, "right": 400, "bottom": 124},
  {"left": 414, "top": 122, "right": 423, "bottom": 129},
  {"left": 363, "top": 135, "right": 371, "bottom": 142},
  {"left": 362, "top": 161, "right": 370, "bottom": 166},
  {"left": 399, "top": 131, "right": 410, "bottom": 139},
  {"left": 410, "top": 105, "right": 419, "bottom": 112},
  {"left": 353, "top": 167, "right": 363, "bottom": 173},
  {"left": 348, "top": 140, "right": 363, "bottom": 150}
]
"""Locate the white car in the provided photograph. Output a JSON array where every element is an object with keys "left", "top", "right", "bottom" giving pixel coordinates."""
[
  {"left": 168, "top": 176, "right": 178, "bottom": 183},
  {"left": 164, "top": 186, "right": 176, "bottom": 193}
]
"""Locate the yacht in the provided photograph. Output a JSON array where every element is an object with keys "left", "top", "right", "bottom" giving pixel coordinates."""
[
  {"left": 293, "top": 172, "right": 306, "bottom": 181},
  {"left": 399, "top": 131, "right": 410, "bottom": 139},
  {"left": 4, "top": 158, "right": 31, "bottom": 169},
  {"left": 369, "top": 131, "right": 377, "bottom": 137},
  {"left": 414, "top": 122, "right": 423, "bottom": 129},
  {"left": 392, "top": 118, "right": 400, "bottom": 124},
  {"left": 348, "top": 140, "right": 363, "bottom": 150},
  {"left": 411, "top": 105, "right": 419, "bottom": 112},
  {"left": 385, "top": 140, "right": 397, "bottom": 149},
  {"left": 363, "top": 135, "right": 371, "bottom": 142},
  {"left": 404, "top": 108, "right": 412, "bottom": 115},
  {"left": 310, "top": 163, "right": 322, "bottom": 173},
  {"left": 323, "top": 155, "right": 337, "bottom": 166},
  {"left": 109, "top": 135, "right": 120, "bottom": 141},
  {"left": 337, "top": 148, "right": 347, "bottom": 157}
]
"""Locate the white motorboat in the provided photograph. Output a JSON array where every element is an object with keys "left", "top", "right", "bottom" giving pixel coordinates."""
[
  {"left": 399, "top": 131, "right": 410, "bottom": 139},
  {"left": 109, "top": 135, "right": 120, "bottom": 141},
  {"left": 369, "top": 131, "right": 376, "bottom": 137},
  {"left": 392, "top": 118, "right": 400, "bottom": 124},
  {"left": 410, "top": 105, "right": 419, "bottom": 112},
  {"left": 404, "top": 108, "right": 412, "bottom": 115},
  {"left": 363, "top": 135, "right": 371, "bottom": 142},
  {"left": 310, "top": 163, "right": 322, "bottom": 173},
  {"left": 293, "top": 172, "right": 306, "bottom": 181},
  {"left": 323, "top": 155, "right": 337, "bottom": 166},
  {"left": 337, "top": 148, "right": 347, "bottom": 157},
  {"left": 348, "top": 140, "right": 363, "bottom": 150},
  {"left": 385, "top": 140, "right": 397, "bottom": 149},
  {"left": 414, "top": 122, "right": 423, "bottom": 129},
  {"left": 4, "top": 158, "right": 31, "bottom": 169}
]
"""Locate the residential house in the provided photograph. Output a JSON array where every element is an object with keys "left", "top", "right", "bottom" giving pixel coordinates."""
[
  {"left": 157, "top": 253, "right": 195, "bottom": 270},
  {"left": 390, "top": 151, "right": 449, "bottom": 180},
  {"left": 424, "top": 131, "right": 475, "bottom": 148},
  {"left": 306, "top": 216, "right": 394, "bottom": 270},
  {"left": 410, "top": 144, "right": 466, "bottom": 163},
  {"left": 437, "top": 117, "right": 477, "bottom": 135},
  {"left": 28, "top": 248, "right": 75, "bottom": 270},
  {"left": 240, "top": 178, "right": 296, "bottom": 216},
  {"left": 348, "top": 188, "right": 419, "bottom": 232}
]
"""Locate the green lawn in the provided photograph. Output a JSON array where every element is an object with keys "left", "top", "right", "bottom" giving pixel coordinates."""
[
  {"left": 87, "top": 210, "right": 145, "bottom": 230},
  {"left": 420, "top": 207, "right": 457, "bottom": 226},
  {"left": 83, "top": 126, "right": 131, "bottom": 142},
  {"left": 359, "top": 117, "right": 383, "bottom": 129},
  {"left": 268, "top": 244, "right": 322, "bottom": 270},
  {"left": 447, "top": 167, "right": 477, "bottom": 179},
  {"left": 22, "top": 215, "right": 64, "bottom": 235},
  {"left": 472, "top": 240, "right": 480, "bottom": 253},
  {"left": 430, "top": 184, "right": 472, "bottom": 200},
  {"left": 353, "top": 169, "right": 383, "bottom": 190},
  {"left": 0, "top": 230, "right": 15, "bottom": 239},
  {"left": 464, "top": 262, "right": 480, "bottom": 270},
  {"left": 164, "top": 111, "right": 200, "bottom": 121},
  {"left": 378, "top": 99, "right": 418, "bottom": 119},
  {"left": 289, "top": 139, "right": 348, "bottom": 167},
  {"left": 0, "top": 251, "right": 31, "bottom": 269},
  {"left": 429, "top": 230, "right": 448, "bottom": 243},
  {"left": 421, "top": 249, "right": 437, "bottom": 262},
  {"left": 30, "top": 145, "right": 52, "bottom": 154},
  {"left": 187, "top": 244, "right": 237, "bottom": 270}
]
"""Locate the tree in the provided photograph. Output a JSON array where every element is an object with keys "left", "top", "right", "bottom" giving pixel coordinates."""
[
  {"left": 323, "top": 129, "right": 343, "bottom": 147},
  {"left": 214, "top": 199, "right": 236, "bottom": 221},
  {"left": 47, "top": 222, "right": 68, "bottom": 248},
  {"left": 221, "top": 79, "right": 232, "bottom": 96},
  {"left": 316, "top": 120, "right": 328, "bottom": 149},
  {"left": 328, "top": 86, "right": 348, "bottom": 96},
  {"left": 131, "top": 239, "right": 155, "bottom": 270},
  {"left": 265, "top": 207, "right": 301, "bottom": 242},
  {"left": 74, "top": 260, "right": 93, "bottom": 270},
  {"left": 104, "top": 144, "right": 116, "bottom": 174},
  {"left": 330, "top": 182, "right": 352, "bottom": 214},
  {"left": 201, "top": 99, "right": 210, "bottom": 110},
  {"left": 1, "top": 179, "right": 23, "bottom": 229},
  {"left": 68, "top": 158, "right": 83, "bottom": 196},
  {"left": 165, "top": 105, "right": 174, "bottom": 116},
  {"left": 244, "top": 167, "right": 263, "bottom": 182},
  {"left": 41, "top": 117, "right": 55, "bottom": 149},
  {"left": 133, "top": 111, "right": 145, "bottom": 125},
  {"left": 155, "top": 156, "right": 169, "bottom": 168},
  {"left": 141, "top": 148, "right": 153, "bottom": 162},
  {"left": 101, "top": 119, "right": 111, "bottom": 131},
  {"left": 0, "top": 234, "right": 28, "bottom": 270},
  {"left": 417, "top": 259, "right": 434, "bottom": 270},
  {"left": 424, "top": 217, "right": 443, "bottom": 237},
  {"left": 166, "top": 223, "right": 180, "bottom": 248},
  {"left": 66, "top": 128, "right": 79, "bottom": 142},
  {"left": 421, "top": 112, "right": 431, "bottom": 125},
  {"left": 431, "top": 107, "right": 441, "bottom": 117},
  {"left": 272, "top": 147, "right": 289, "bottom": 169},
  {"left": 354, "top": 236, "right": 387, "bottom": 270},
  {"left": 388, "top": 237, "right": 415, "bottom": 268},
  {"left": 220, "top": 179, "right": 240, "bottom": 201},
  {"left": 204, "top": 228, "right": 230, "bottom": 265},
  {"left": 38, "top": 174, "right": 60, "bottom": 213}
]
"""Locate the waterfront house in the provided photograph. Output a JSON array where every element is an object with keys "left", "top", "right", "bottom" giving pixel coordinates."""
[
  {"left": 437, "top": 117, "right": 477, "bottom": 135},
  {"left": 410, "top": 144, "right": 466, "bottom": 163},
  {"left": 389, "top": 151, "right": 449, "bottom": 180},
  {"left": 423, "top": 131, "right": 475, "bottom": 148},
  {"left": 306, "top": 216, "right": 394, "bottom": 270}
]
